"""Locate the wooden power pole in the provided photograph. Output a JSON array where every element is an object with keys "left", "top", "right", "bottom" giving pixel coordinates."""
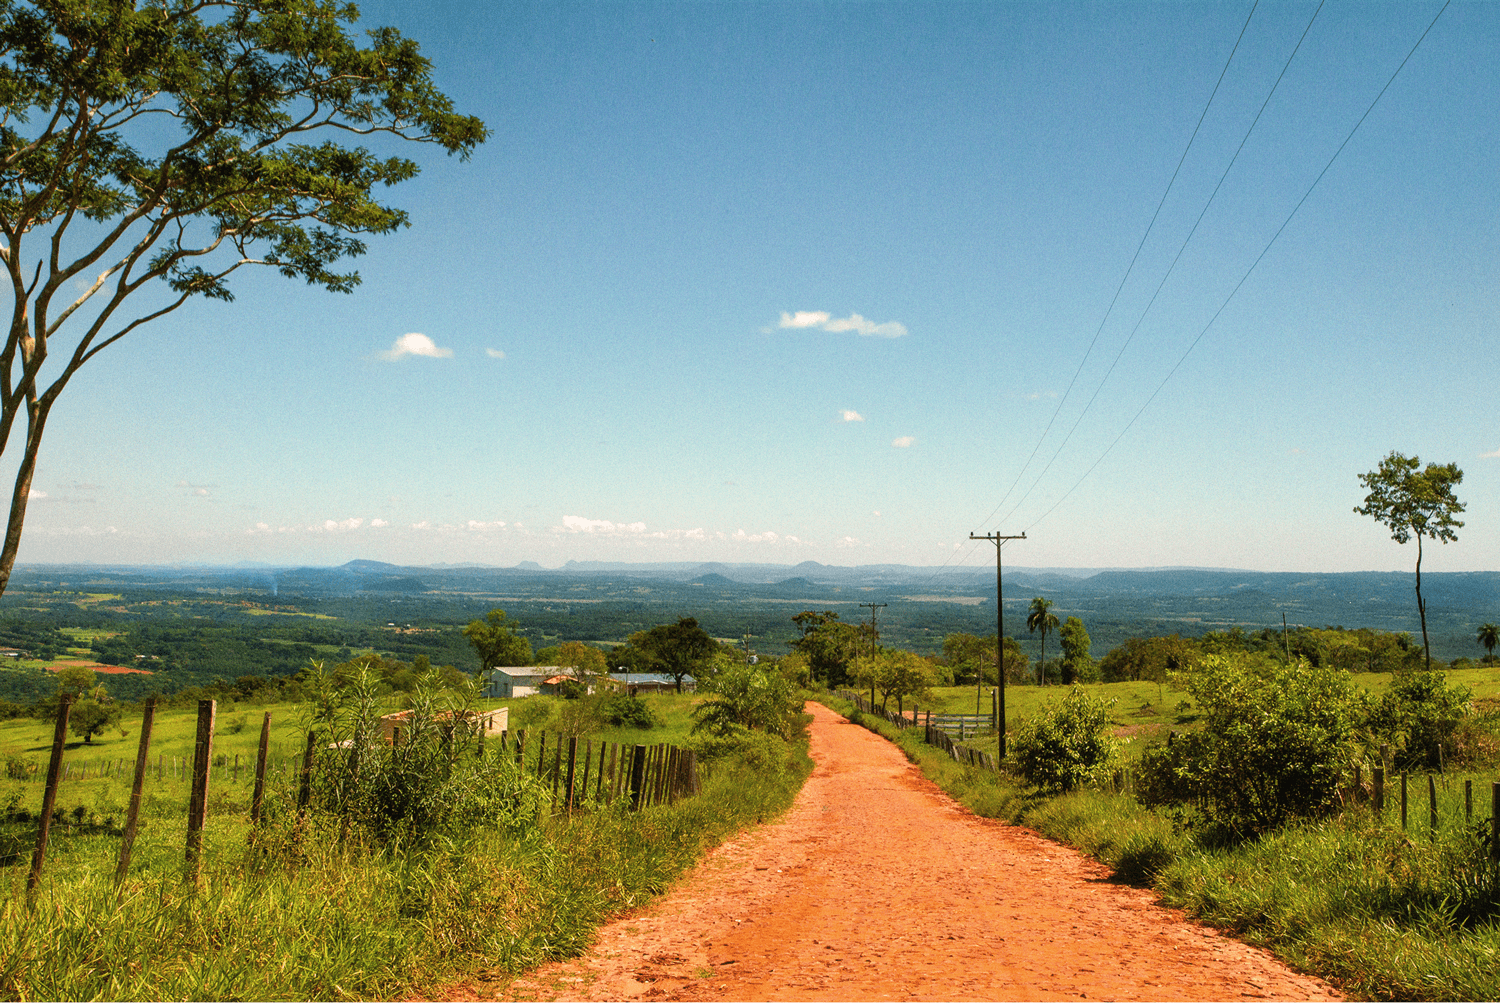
[{"left": 970, "top": 532, "right": 1025, "bottom": 758}]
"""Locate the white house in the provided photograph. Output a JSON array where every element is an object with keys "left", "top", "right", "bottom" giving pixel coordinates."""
[{"left": 482, "top": 665, "right": 564, "bottom": 699}]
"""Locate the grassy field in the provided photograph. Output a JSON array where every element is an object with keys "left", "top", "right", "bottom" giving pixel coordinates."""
[{"left": 0, "top": 691, "right": 813, "bottom": 999}]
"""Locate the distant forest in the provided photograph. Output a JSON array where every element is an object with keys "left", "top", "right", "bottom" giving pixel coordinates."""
[{"left": 0, "top": 560, "right": 1491, "bottom": 706}]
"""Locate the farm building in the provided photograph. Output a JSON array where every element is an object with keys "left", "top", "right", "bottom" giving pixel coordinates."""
[
  {"left": 482, "top": 666, "right": 564, "bottom": 699},
  {"left": 611, "top": 672, "right": 694, "bottom": 694},
  {"left": 378, "top": 707, "right": 508, "bottom": 745}
]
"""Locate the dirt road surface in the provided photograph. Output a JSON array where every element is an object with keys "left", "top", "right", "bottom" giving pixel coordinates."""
[{"left": 450, "top": 703, "right": 1341, "bottom": 1002}]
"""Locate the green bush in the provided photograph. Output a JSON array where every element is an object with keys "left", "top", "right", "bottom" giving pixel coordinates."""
[
  {"left": 1009, "top": 685, "right": 1118, "bottom": 792},
  {"left": 691, "top": 663, "right": 799, "bottom": 738},
  {"left": 1137, "top": 653, "right": 1361, "bottom": 836},
  {"left": 601, "top": 692, "right": 658, "bottom": 729},
  {"left": 1366, "top": 668, "right": 1473, "bottom": 771}
]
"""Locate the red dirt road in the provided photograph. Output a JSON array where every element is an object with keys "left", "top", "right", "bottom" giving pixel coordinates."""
[{"left": 469, "top": 703, "right": 1341, "bottom": 1002}]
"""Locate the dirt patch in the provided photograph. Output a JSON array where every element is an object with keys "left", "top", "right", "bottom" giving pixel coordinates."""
[
  {"left": 44, "top": 661, "right": 153, "bottom": 675},
  {"left": 438, "top": 702, "right": 1341, "bottom": 1002}
]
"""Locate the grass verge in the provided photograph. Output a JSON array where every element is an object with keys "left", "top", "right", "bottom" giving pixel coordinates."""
[
  {"left": 0, "top": 701, "right": 812, "bottom": 1000},
  {"left": 823, "top": 692, "right": 1500, "bottom": 1001}
]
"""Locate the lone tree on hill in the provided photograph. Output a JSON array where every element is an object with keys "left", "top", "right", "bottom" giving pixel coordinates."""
[
  {"left": 0, "top": 1, "right": 486, "bottom": 598},
  {"left": 1355, "top": 452, "right": 1465, "bottom": 670}
]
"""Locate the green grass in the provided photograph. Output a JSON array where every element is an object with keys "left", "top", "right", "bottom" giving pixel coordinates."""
[
  {"left": 824, "top": 691, "right": 1500, "bottom": 1001},
  {"left": 0, "top": 693, "right": 813, "bottom": 1000}
]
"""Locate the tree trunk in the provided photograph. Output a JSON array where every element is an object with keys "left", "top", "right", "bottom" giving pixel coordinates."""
[{"left": 1415, "top": 532, "right": 1430, "bottom": 671}]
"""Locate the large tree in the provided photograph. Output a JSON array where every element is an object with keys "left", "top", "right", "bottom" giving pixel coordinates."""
[
  {"left": 1058, "top": 615, "right": 1091, "bottom": 685},
  {"left": 789, "top": 610, "right": 861, "bottom": 688},
  {"left": 628, "top": 616, "right": 718, "bottom": 693},
  {"left": 463, "top": 608, "right": 533, "bottom": 680},
  {"left": 1355, "top": 452, "right": 1465, "bottom": 670},
  {"left": 0, "top": 1, "right": 485, "bottom": 596}
]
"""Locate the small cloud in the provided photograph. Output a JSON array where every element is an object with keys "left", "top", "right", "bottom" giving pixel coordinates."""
[
  {"left": 839, "top": 409, "right": 865, "bottom": 423},
  {"left": 558, "top": 515, "right": 647, "bottom": 535},
  {"left": 193, "top": 487, "right": 210, "bottom": 497},
  {"left": 1482, "top": 447, "right": 1500, "bottom": 459},
  {"left": 779, "top": 310, "right": 831, "bottom": 329},
  {"left": 485, "top": 348, "right": 506, "bottom": 359},
  {"left": 776, "top": 310, "right": 907, "bottom": 338},
  {"left": 379, "top": 332, "right": 453, "bottom": 360},
  {"left": 411, "top": 520, "right": 430, "bottom": 529},
  {"left": 892, "top": 436, "right": 915, "bottom": 448},
  {"left": 370, "top": 518, "right": 390, "bottom": 528},
  {"left": 823, "top": 313, "right": 907, "bottom": 338},
  {"left": 467, "top": 520, "right": 507, "bottom": 531},
  {"left": 836, "top": 536, "right": 861, "bottom": 547},
  {"left": 872, "top": 510, "right": 881, "bottom": 517},
  {"left": 319, "top": 517, "right": 364, "bottom": 532}
]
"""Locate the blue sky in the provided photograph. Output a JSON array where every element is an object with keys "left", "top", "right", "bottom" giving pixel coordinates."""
[{"left": 12, "top": 1, "right": 1498, "bottom": 574}]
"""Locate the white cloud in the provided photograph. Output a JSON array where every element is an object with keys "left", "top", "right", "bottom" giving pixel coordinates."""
[
  {"left": 892, "top": 436, "right": 915, "bottom": 448},
  {"left": 778, "top": 310, "right": 831, "bottom": 329},
  {"left": 776, "top": 310, "right": 907, "bottom": 338},
  {"left": 839, "top": 409, "right": 865, "bottom": 423},
  {"left": 822, "top": 313, "right": 907, "bottom": 338},
  {"left": 378, "top": 332, "right": 453, "bottom": 360},
  {"left": 836, "top": 536, "right": 862, "bottom": 547},
  {"left": 370, "top": 518, "right": 390, "bottom": 528},
  {"left": 485, "top": 348, "right": 506, "bottom": 359},
  {"left": 558, "top": 515, "right": 647, "bottom": 535},
  {"left": 467, "top": 520, "right": 507, "bottom": 531},
  {"left": 319, "top": 517, "right": 364, "bottom": 532},
  {"left": 1482, "top": 447, "right": 1500, "bottom": 459},
  {"left": 411, "top": 520, "right": 431, "bottom": 530},
  {"left": 872, "top": 510, "right": 881, "bottom": 517},
  {"left": 193, "top": 487, "right": 210, "bottom": 497}
]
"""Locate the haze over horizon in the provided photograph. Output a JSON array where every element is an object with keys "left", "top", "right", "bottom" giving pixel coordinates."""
[{"left": 8, "top": 2, "right": 1496, "bottom": 577}]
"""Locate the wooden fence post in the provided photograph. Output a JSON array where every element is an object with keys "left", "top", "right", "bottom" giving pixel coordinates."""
[
  {"left": 629, "top": 744, "right": 648, "bottom": 809},
  {"left": 185, "top": 699, "right": 217, "bottom": 887},
  {"left": 115, "top": 697, "right": 157, "bottom": 885},
  {"left": 26, "top": 693, "right": 73, "bottom": 903},
  {"left": 551, "top": 737, "right": 563, "bottom": 802},
  {"left": 564, "top": 736, "right": 578, "bottom": 812},
  {"left": 1428, "top": 775, "right": 1438, "bottom": 835},
  {"left": 1466, "top": 779, "right": 1473, "bottom": 822},
  {"left": 251, "top": 711, "right": 272, "bottom": 825},
  {"left": 580, "top": 739, "right": 593, "bottom": 805},
  {"left": 297, "top": 728, "right": 317, "bottom": 812},
  {"left": 1373, "top": 767, "right": 1384, "bottom": 814},
  {"left": 517, "top": 729, "right": 526, "bottom": 769},
  {"left": 536, "top": 731, "right": 547, "bottom": 779},
  {"left": 1490, "top": 782, "right": 1500, "bottom": 864},
  {"left": 1400, "top": 773, "right": 1408, "bottom": 831}
]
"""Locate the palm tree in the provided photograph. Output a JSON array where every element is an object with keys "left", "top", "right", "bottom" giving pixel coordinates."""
[
  {"left": 1026, "top": 596, "right": 1060, "bottom": 685},
  {"left": 1478, "top": 623, "right": 1500, "bottom": 664}
]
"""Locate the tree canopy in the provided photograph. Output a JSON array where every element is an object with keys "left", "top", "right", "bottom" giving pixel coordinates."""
[
  {"left": 462, "top": 609, "right": 533, "bottom": 678},
  {"left": 0, "top": 1, "right": 486, "bottom": 596}
]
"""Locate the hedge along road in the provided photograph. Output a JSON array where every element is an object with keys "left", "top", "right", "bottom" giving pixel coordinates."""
[{"left": 459, "top": 703, "right": 1341, "bottom": 1002}]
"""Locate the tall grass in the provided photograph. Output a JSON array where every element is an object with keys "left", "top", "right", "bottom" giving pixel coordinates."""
[
  {"left": 0, "top": 699, "right": 812, "bottom": 1000},
  {"left": 828, "top": 692, "right": 1500, "bottom": 1001}
]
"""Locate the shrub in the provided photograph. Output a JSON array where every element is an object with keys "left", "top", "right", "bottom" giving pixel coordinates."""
[
  {"left": 1010, "top": 686, "right": 1118, "bottom": 792},
  {"left": 601, "top": 693, "right": 657, "bottom": 729},
  {"left": 692, "top": 663, "right": 799, "bottom": 738},
  {"left": 1137, "top": 653, "right": 1361, "bottom": 836},
  {"left": 1366, "top": 668, "right": 1473, "bottom": 770}
]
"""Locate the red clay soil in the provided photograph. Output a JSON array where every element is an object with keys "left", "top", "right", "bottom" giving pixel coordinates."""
[{"left": 442, "top": 703, "right": 1342, "bottom": 1003}]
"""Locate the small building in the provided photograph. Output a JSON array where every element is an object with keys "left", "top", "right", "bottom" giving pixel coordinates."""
[
  {"left": 482, "top": 666, "right": 563, "bottom": 699},
  {"left": 378, "top": 706, "right": 508, "bottom": 745},
  {"left": 611, "top": 672, "right": 693, "bottom": 695}
]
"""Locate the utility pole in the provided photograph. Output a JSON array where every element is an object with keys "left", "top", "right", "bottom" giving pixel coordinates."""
[
  {"left": 859, "top": 602, "right": 887, "bottom": 708},
  {"left": 971, "top": 532, "right": 1025, "bottom": 759}
]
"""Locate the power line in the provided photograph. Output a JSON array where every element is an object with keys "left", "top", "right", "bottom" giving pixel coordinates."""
[
  {"left": 996, "top": 0, "right": 1326, "bottom": 530},
  {"left": 972, "top": 0, "right": 1261, "bottom": 534},
  {"left": 1021, "top": 0, "right": 1453, "bottom": 536}
]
